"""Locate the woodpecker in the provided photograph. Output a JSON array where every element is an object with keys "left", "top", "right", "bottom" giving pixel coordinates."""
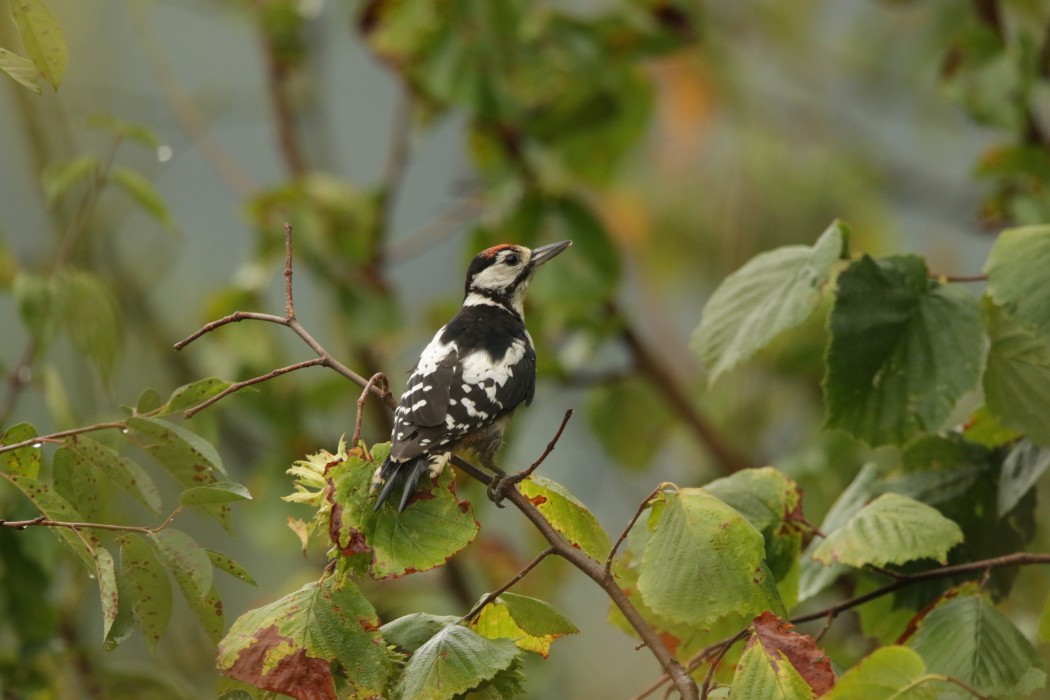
[{"left": 372, "top": 240, "right": 572, "bottom": 512}]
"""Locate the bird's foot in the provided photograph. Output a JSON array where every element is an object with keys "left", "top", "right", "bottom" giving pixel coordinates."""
[{"left": 486, "top": 474, "right": 509, "bottom": 508}]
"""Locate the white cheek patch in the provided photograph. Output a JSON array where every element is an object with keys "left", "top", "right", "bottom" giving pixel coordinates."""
[{"left": 471, "top": 264, "right": 522, "bottom": 291}]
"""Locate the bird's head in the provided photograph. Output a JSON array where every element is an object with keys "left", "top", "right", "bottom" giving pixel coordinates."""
[{"left": 463, "top": 240, "right": 572, "bottom": 317}]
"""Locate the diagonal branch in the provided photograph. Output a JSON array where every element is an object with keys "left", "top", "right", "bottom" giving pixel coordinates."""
[{"left": 461, "top": 546, "right": 555, "bottom": 624}]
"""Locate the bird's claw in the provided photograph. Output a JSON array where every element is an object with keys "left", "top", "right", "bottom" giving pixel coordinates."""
[{"left": 487, "top": 476, "right": 509, "bottom": 508}]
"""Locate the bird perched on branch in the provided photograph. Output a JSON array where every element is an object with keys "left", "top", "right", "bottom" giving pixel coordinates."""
[{"left": 372, "top": 240, "right": 572, "bottom": 512}]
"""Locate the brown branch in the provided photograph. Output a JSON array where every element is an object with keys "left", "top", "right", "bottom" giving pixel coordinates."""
[
  {"left": 0, "top": 421, "right": 127, "bottom": 455},
  {"left": 700, "top": 628, "right": 749, "bottom": 700},
  {"left": 617, "top": 306, "right": 753, "bottom": 475},
  {"left": 352, "top": 373, "right": 391, "bottom": 448},
  {"left": 605, "top": 486, "right": 661, "bottom": 576},
  {"left": 461, "top": 546, "right": 555, "bottom": 624},
  {"left": 183, "top": 358, "right": 328, "bottom": 419},
  {"left": 507, "top": 409, "right": 574, "bottom": 485},
  {"left": 931, "top": 273, "right": 988, "bottom": 283},
  {"left": 0, "top": 505, "right": 184, "bottom": 534},
  {"left": 173, "top": 225, "right": 396, "bottom": 414}
]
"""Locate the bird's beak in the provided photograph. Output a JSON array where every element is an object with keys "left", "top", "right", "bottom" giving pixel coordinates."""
[{"left": 531, "top": 240, "right": 572, "bottom": 267}]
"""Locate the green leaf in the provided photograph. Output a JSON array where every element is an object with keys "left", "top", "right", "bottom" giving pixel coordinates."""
[
  {"left": 52, "top": 446, "right": 104, "bottom": 521},
  {"left": 160, "top": 377, "right": 233, "bottom": 415},
  {"left": 396, "top": 623, "right": 521, "bottom": 700},
  {"left": 9, "top": 0, "right": 68, "bottom": 89},
  {"left": 0, "top": 46, "right": 40, "bottom": 93},
  {"left": 63, "top": 434, "right": 162, "bottom": 515},
  {"left": 637, "top": 487, "right": 783, "bottom": 628},
  {"left": 147, "top": 529, "right": 212, "bottom": 601},
  {"left": 382, "top": 613, "right": 460, "bottom": 653},
  {"left": 997, "top": 440, "right": 1050, "bottom": 517},
  {"left": 811, "top": 493, "right": 963, "bottom": 567},
  {"left": 798, "top": 463, "right": 881, "bottom": 601},
  {"left": 469, "top": 592, "right": 578, "bottom": 657},
  {"left": 179, "top": 580, "right": 224, "bottom": 645},
  {"left": 120, "top": 534, "right": 173, "bottom": 649},
  {"left": 40, "top": 155, "right": 97, "bottom": 205},
  {"left": 985, "top": 225, "right": 1050, "bottom": 341},
  {"left": 330, "top": 443, "right": 479, "bottom": 578},
  {"left": 517, "top": 476, "right": 611, "bottom": 561},
  {"left": 982, "top": 299, "right": 1050, "bottom": 446},
  {"left": 824, "top": 255, "right": 984, "bottom": 446},
  {"left": 907, "top": 594, "right": 1047, "bottom": 697},
  {"left": 207, "top": 549, "right": 257, "bottom": 586},
  {"left": 1040, "top": 592, "right": 1050, "bottom": 644},
  {"left": 135, "top": 387, "right": 163, "bottom": 415},
  {"left": 13, "top": 271, "right": 59, "bottom": 347},
  {"left": 963, "top": 405, "right": 1021, "bottom": 448},
  {"left": 94, "top": 547, "right": 119, "bottom": 642},
  {"left": 54, "top": 270, "right": 123, "bottom": 379},
  {"left": 110, "top": 167, "right": 172, "bottom": 226},
  {"left": 704, "top": 467, "right": 803, "bottom": 536},
  {"left": 180, "top": 482, "right": 252, "bottom": 506},
  {"left": 218, "top": 575, "right": 395, "bottom": 700},
  {"left": 0, "top": 422, "right": 40, "bottom": 477},
  {"left": 731, "top": 637, "right": 815, "bottom": 700},
  {"left": 3, "top": 474, "right": 99, "bottom": 570},
  {"left": 825, "top": 646, "right": 935, "bottom": 700},
  {"left": 127, "top": 416, "right": 230, "bottom": 528},
  {"left": 696, "top": 221, "right": 845, "bottom": 383}
]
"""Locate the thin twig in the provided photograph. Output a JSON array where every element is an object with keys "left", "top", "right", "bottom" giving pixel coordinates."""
[
  {"left": 0, "top": 421, "right": 127, "bottom": 455},
  {"left": 507, "top": 409, "right": 574, "bottom": 484},
  {"left": 183, "top": 358, "right": 328, "bottom": 418},
  {"left": 932, "top": 273, "right": 988, "bottom": 283},
  {"left": 283, "top": 222, "right": 295, "bottom": 319},
  {"left": 461, "top": 546, "right": 555, "bottom": 624},
  {"left": 700, "top": 629, "right": 749, "bottom": 700},
  {"left": 353, "top": 373, "right": 391, "bottom": 448},
  {"left": 173, "top": 311, "right": 288, "bottom": 350},
  {"left": 605, "top": 486, "right": 661, "bottom": 576},
  {"left": 0, "top": 506, "right": 184, "bottom": 534}
]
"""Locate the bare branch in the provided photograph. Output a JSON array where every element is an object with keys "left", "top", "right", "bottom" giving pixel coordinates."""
[
  {"left": 700, "top": 628, "right": 749, "bottom": 700},
  {"left": 353, "top": 373, "right": 391, "bottom": 448},
  {"left": 0, "top": 421, "right": 127, "bottom": 455},
  {"left": 0, "top": 505, "right": 184, "bottom": 535},
  {"left": 283, "top": 222, "right": 295, "bottom": 319},
  {"left": 605, "top": 486, "right": 661, "bottom": 576},
  {"left": 173, "top": 311, "right": 287, "bottom": 351},
  {"left": 461, "top": 546, "right": 555, "bottom": 624},
  {"left": 507, "top": 409, "right": 574, "bottom": 484},
  {"left": 183, "top": 358, "right": 329, "bottom": 418}
]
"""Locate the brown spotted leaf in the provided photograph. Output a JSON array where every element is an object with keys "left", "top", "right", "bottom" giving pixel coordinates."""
[
  {"left": 750, "top": 611, "right": 835, "bottom": 696},
  {"left": 218, "top": 574, "right": 395, "bottom": 699}
]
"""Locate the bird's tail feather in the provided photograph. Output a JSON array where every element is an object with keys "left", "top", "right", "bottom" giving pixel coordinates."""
[{"left": 373, "top": 455, "right": 430, "bottom": 513}]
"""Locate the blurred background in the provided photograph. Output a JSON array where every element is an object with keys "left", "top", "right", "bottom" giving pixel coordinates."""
[{"left": 1, "top": 0, "right": 1048, "bottom": 697}]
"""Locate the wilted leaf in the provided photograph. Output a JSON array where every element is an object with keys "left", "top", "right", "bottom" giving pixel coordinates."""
[
  {"left": 638, "top": 486, "right": 783, "bottom": 627},
  {"left": 95, "top": 547, "right": 119, "bottom": 642},
  {"left": 731, "top": 635, "right": 815, "bottom": 700},
  {"left": 811, "top": 493, "right": 963, "bottom": 567},
  {"left": 696, "top": 221, "right": 845, "bottom": 383},
  {"left": 749, "top": 612, "right": 834, "bottom": 696},
  {"left": 517, "top": 476, "right": 611, "bottom": 561},
  {"left": 824, "top": 255, "right": 983, "bottom": 446},
  {"left": 218, "top": 575, "right": 395, "bottom": 700}
]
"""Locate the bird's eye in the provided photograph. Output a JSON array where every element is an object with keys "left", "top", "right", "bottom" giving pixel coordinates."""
[{"left": 504, "top": 253, "right": 520, "bottom": 266}]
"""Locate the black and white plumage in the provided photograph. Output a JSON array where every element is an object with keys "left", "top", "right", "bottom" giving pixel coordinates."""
[{"left": 372, "top": 240, "right": 572, "bottom": 512}]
